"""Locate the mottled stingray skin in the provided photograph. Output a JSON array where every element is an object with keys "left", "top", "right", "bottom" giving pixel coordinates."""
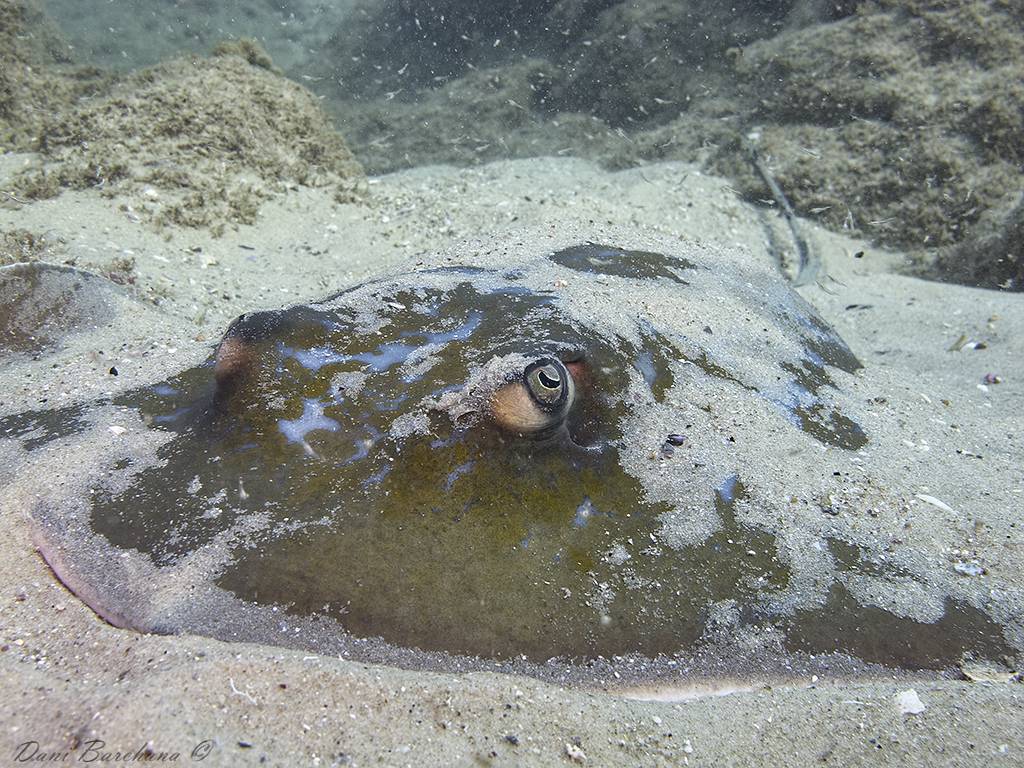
[{"left": 10, "top": 229, "right": 1015, "bottom": 674}]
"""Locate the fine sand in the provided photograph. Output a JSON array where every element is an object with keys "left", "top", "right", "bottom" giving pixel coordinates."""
[{"left": 2, "top": 155, "right": 1022, "bottom": 766}]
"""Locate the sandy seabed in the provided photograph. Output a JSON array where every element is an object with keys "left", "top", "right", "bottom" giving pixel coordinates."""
[{"left": 1, "top": 155, "right": 1022, "bottom": 766}]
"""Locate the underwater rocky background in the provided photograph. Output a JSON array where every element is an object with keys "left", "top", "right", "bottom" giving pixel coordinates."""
[
  {"left": 2, "top": 0, "right": 1022, "bottom": 289},
  {"left": 1, "top": 1, "right": 1023, "bottom": 764},
  {"left": 312, "top": 0, "right": 1024, "bottom": 291}
]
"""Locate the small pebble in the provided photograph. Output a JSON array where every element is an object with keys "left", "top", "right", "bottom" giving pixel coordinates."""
[
  {"left": 961, "top": 660, "right": 1018, "bottom": 683},
  {"left": 565, "top": 743, "right": 586, "bottom": 762},
  {"left": 954, "top": 561, "right": 985, "bottom": 576},
  {"left": 896, "top": 689, "right": 925, "bottom": 715}
]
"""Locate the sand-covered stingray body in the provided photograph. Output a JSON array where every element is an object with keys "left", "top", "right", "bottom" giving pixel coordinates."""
[{"left": 8, "top": 228, "right": 1015, "bottom": 673}]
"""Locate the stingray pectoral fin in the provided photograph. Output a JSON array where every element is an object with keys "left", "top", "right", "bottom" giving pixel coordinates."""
[
  {"left": 0, "top": 262, "right": 120, "bottom": 355},
  {"left": 31, "top": 524, "right": 131, "bottom": 629},
  {"left": 30, "top": 521, "right": 173, "bottom": 635}
]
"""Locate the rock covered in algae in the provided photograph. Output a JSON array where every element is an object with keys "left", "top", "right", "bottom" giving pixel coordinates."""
[
  {"left": 10, "top": 47, "right": 366, "bottom": 231},
  {"left": 7, "top": 223, "right": 1017, "bottom": 678}
]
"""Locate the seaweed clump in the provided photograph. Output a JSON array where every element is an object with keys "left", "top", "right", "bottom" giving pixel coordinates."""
[
  {"left": 0, "top": 0, "right": 110, "bottom": 150},
  {"left": 11, "top": 42, "right": 366, "bottom": 234},
  {"left": 315, "top": 0, "right": 1024, "bottom": 290},
  {"left": 0, "top": 229, "right": 57, "bottom": 267}
]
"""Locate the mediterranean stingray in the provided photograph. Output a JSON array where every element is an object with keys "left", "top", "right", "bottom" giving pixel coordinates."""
[{"left": 3, "top": 224, "right": 1017, "bottom": 681}]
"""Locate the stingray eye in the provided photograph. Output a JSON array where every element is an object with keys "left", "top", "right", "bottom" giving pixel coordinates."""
[
  {"left": 490, "top": 357, "right": 576, "bottom": 437},
  {"left": 525, "top": 358, "right": 571, "bottom": 410}
]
